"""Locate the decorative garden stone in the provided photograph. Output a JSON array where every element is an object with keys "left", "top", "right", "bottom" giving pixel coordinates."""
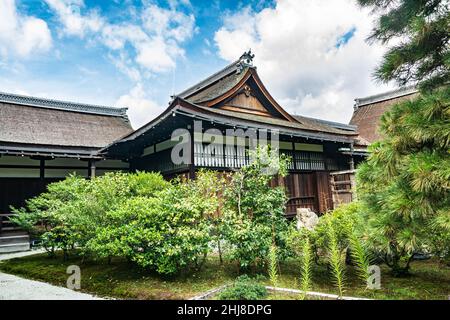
[{"left": 296, "top": 208, "right": 319, "bottom": 231}]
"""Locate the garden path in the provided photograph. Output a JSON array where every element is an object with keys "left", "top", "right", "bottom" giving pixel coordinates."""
[{"left": 0, "top": 249, "right": 104, "bottom": 300}]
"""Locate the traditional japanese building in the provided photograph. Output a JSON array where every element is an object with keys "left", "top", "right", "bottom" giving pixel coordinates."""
[
  {"left": 0, "top": 92, "right": 133, "bottom": 214},
  {"left": 1, "top": 52, "right": 362, "bottom": 224},
  {"left": 102, "top": 52, "right": 359, "bottom": 215}
]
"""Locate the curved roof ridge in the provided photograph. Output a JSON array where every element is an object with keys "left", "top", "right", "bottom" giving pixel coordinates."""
[
  {"left": 354, "top": 85, "right": 418, "bottom": 109},
  {"left": 177, "top": 59, "right": 242, "bottom": 99},
  {"left": 0, "top": 91, "right": 128, "bottom": 118}
]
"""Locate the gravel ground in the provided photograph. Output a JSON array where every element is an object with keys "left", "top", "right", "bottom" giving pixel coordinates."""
[{"left": 0, "top": 249, "right": 104, "bottom": 300}]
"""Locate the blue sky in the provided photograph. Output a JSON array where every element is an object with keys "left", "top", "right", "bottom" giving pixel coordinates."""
[{"left": 0, "top": 0, "right": 391, "bottom": 128}]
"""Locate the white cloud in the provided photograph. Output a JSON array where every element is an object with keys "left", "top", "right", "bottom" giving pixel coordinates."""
[
  {"left": 0, "top": 0, "right": 52, "bottom": 58},
  {"left": 214, "top": 0, "right": 392, "bottom": 123},
  {"left": 45, "top": 0, "right": 196, "bottom": 76},
  {"left": 116, "top": 83, "right": 163, "bottom": 129},
  {"left": 45, "top": 0, "right": 103, "bottom": 37}
]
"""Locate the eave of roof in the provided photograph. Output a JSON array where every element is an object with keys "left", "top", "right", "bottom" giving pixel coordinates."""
[
  {"left": 0, "top": 91, "right": 129, "bottom": 118},
  {"left": 189, "top": 102, "right": 355, "bottom": 136},
  {"left": 0, "top": 142, "right": 103, "bottom": 159},
  {"left": 102, "top": 98, "right": 357, "bottom": 154}
]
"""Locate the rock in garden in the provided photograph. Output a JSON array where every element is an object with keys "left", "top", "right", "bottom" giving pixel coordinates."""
[{"left": 296, "top": 208, "right": 319, "bottom": 231}]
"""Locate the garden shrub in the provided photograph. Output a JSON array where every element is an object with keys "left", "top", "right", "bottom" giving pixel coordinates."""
[
  {"left": 12, "top": 170, "right": 222, "bottom": 275},
  {"left": 12, "top": 172, "right": 169, "bottom": 259},
  {"left": 287, "top": 202, "right": 371, "bottom": 290},
  {"left": 218, "top": 275, "right": 267, "bottom": 300},
  {"left": 221, "top": 146, "right": 291, "bottom": 270}
]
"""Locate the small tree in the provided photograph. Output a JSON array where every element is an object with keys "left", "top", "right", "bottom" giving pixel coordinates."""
[{"left": 222, "top": 146, "right": 290, "bottom": 270}]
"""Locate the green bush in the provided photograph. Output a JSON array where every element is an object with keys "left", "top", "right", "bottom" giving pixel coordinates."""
[
  {"left": 12, "top": 170, "right": 220, "bottom": 275},
  {"left": 88, "top": 175, "right": 216, "bottom": 275},
  {"left": 11, "top": 172, "right": 169, "bottom": 259},
  {"left": 222, "top": 146, "right": 291, "bottom": 270},
  {"left": 218, "top": 275, "right": 267, "bottom": 300},
  {"left": 287, "top": 202, "right": 371, "bottom": 290}
]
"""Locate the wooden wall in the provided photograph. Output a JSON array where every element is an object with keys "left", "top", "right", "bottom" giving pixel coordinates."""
[
  {"left": 0, "top": 178, "right": 61, "bottom": 213},
  {"left": 271, "top": 171, "right": 333, "bottom": 216},
  {"left": 0, "top": 155, "right": 130, "bottom": 213}
]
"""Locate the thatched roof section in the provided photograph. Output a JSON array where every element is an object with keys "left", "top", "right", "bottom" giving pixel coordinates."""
[
  {"left": 350, "top": 87, "right": 418, "bottom": 144},
  {"left": 177, "top": 55, "right": 246, "bottom": 101},
  {"left": 0, "top": 93, "right": 133, "bottom": 149}
]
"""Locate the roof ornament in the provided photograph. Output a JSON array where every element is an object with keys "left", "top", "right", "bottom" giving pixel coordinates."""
[{"left": 236, "top": 50, "right": 255, "bottom": 74}]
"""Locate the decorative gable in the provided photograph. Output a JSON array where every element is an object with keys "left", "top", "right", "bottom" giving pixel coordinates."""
[
  {"left": 219, "top": 84, "right": 272, "bottom": 117},
  {"left": 179, "top": 51, "right": 298, "bottom": 123}
]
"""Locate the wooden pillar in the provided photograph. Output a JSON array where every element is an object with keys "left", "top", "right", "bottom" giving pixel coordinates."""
[
  {"left": 349, "top": 157, "right": 355, "bottom": 170},
  {"left": 349, "top": 143, "right": 355, "bottom": 170},
  {"left": 189, "top": 124, "right": 196, "bottom": 180},
  {"left": 350, "top": 172, "right": 357, "bottom": 201},
  {"left": 291, "top": 141, "right": 296, "bottom": 171},
  {"left": 88, "top": 160, "right": 96, "bottom": 179},
  {"left": 314, "top": 172, "right": 321, "bottom": 214},
  {"left": 39, "top": 159, "right": 45, "bottom": 180}
]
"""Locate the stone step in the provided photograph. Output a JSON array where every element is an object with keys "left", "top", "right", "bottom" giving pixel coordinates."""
[
  {"left": 0, "top": 234, "right": 30, "bottom": 245},
  {"left": 0, "top": 242, "right": 30, "bottom": 254}
]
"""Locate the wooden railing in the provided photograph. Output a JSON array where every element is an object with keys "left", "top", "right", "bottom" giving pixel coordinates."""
[{"left": 330, "top": 170, "right": 356, "bottom": 209}]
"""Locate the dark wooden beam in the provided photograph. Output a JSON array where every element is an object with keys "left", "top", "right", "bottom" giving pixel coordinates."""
[
  {"left": 39, "top": 159, "right": 45, "bottom": 180},
  {"left": 189, "top": 124, "right": 196, "bottom": 180}
]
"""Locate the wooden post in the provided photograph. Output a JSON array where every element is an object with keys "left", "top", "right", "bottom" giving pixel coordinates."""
[
  {"left": 88, "top": 160, "right": 96, "bottom": 179},
  {"left": 292, "top": 141, "right": 296, "bottom": 170},
  {"left": 349, "top": 143, "right": 355, "bottom": 170},
  {"left": 350, "top": 172, "right": 357, "bottom": 201},
  {"left": 39, "top": 159, "right": 45, "bottom": 180},
  {"left": 330, "top": 174, "right": 336, "bottom": 210},
  {"left": 189, "top": 125, "right": 196, "bottom": 180}
]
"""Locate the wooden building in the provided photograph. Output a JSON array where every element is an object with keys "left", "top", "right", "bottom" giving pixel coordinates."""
[
  {"left": 325, "top": 86, "right": 421, "bottom": 209},
  {"left": 0, "top": 92, "right": 133, "bottom": 214},
  {"left": 102, "top": 52, "right": 360, "bottom": 215},
  {"left": 1, "top": 51, "right": 364, "bottom": 222}
]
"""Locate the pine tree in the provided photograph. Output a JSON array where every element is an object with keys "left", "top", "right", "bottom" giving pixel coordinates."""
[
  {"left": 357, "top": 89, "right": 450, "bottom": 275},
  {"left": 358, "top": 0, "right": 450, "bottom": 91},
  {"left": 356, "top": 0, "right": 450, "bottom": 275}
]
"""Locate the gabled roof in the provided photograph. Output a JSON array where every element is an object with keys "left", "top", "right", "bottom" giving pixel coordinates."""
[
  {"left": 177, "top": 55, "right": 246, "bottom": 101},
  {"left": 176, "top": 52, "right": 299, "bottom": 123},
  {"left": 0, "top": 92, "right": 133, "bottom": 154},
  {"left": 104, "top": 52, "right": 360, "bottom": 156},
  {"left": 0, "top": 91, "right": 128, "bottom": 117},
  {"left": 350, "top": 86, "right": 419, "bottom": 144}
]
